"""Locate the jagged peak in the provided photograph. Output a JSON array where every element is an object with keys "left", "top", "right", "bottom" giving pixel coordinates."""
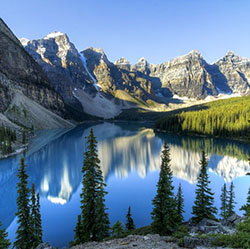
[
  {"left": 185, "top": 50, "right": 203, "bottom": 59},
  {"left": 19, "top": 37, "right": 29, "bottom": 47},
  {"left": 188, "top": 49, "right": 201, "bottom": 55},
  {"left": 137, "top": 57, "right": 148, "bottom": 63},
  {"left": 44, "top": 31, "right": 67, "bottom": 39},
  {"left": 217, "top": 50, "right": 250, "bottom": 63},
  {"left": 85, "top": 47, "right": 105, "bottom": 55},
  {"left": 135, "top": 57, "right": 149, "bottom": 67},
  {"left": 167, "top": 49, "right": 203, "bottom": 64},
  {"left": 114, "top": 57, "right": 130, "bottom": 65},
  {"left": 226, "top": 50, "right": 236, "bottom": 56}
]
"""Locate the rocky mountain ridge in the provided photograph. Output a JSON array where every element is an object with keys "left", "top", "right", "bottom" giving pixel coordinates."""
[
  {"left": 0, "top": 18, "right": 75, "bottom": 158},
  {"left": 21, "top": 31, "right": 250, "bottom": 118}
]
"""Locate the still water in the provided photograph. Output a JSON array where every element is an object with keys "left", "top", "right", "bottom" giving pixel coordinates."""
[{"left": 0, "top": 122, "right": 249, "bottom": 248}]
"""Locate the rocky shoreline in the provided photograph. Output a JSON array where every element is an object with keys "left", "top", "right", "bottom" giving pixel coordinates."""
[
  {"left": 36, "top": 215, "right": 244, "bottom": 249},
  {"left": 36, "top": 234, "right": 233, "bottom": 249}
]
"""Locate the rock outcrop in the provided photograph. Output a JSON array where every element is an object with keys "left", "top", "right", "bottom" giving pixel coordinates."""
[
  {"left": 23, "top": 32, "right": 96, "bottom": 114},
  {"left": 0, "top": 18, "right": 73, "bottom": 130},
  {"left": 148, "top": 50, "right": 218, "bottom": 98},
  {"left": 215, "top": 51, "right": 250, "bottom": 94}
]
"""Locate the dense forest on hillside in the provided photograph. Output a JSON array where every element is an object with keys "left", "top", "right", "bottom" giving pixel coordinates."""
[
  {"left": 155, "top": 96, "right": 250, "bottom": 139},
  {"left": 0, "top": 124, "right": 16, "bottom": 155}
]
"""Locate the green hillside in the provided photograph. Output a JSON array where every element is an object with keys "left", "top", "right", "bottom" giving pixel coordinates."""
[{"left": 155, "top": 96, "right": 250, "bottom": 139}]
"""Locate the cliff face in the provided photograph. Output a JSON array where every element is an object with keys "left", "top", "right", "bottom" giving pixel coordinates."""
[
  {"left": 23, "top": 32, "right": 97, "bottom": 114},
  {"left": 148, "top": 50, "right": 218, "bottom": 98},
  {"left": 0, "top": 18, "right": 73, "bottom": 129},
  {"left": 215, "top": 51, "right": 250, "bottom": 94}
]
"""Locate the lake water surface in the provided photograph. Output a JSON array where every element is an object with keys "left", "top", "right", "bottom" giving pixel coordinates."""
[{"left": 0, "top": 122, "right": 249, "bottom": 248}]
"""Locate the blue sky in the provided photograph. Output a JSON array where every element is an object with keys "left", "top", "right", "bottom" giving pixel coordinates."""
[{"left": 1, "top": 0, "right": 250, "bottom": 64}]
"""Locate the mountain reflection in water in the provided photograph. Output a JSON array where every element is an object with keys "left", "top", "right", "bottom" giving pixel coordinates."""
[{"left": 0, "top": 122, "right": 249, "bottom": 248}]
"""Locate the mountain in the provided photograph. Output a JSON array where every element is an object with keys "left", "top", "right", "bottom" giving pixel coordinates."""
[
  {"left": 215, "top": 51, "right": 250, "bottom": 93},
  {"left": 20, "top": 31, "right": 250, "bottom": 119},
  {"left": 0, "top": 18, "right": 73, "bottom": 129}
]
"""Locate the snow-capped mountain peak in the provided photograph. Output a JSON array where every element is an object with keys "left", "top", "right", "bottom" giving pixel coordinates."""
[{"left": 44, "top": 31, "right": 66, "bottom": 39}]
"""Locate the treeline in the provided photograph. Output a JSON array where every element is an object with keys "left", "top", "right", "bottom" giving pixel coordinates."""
[
  {"left": 155, "top": 96, "right": 250, "bottom": 138},
  {"left": 0, "top": 158, "right": 42, "bottom": 249},
  {"left": 0, "top": 123, "right": 29, "bottom": 157},
  {"left": 0, "top": 124, "right": 17, "bottom": 155}
]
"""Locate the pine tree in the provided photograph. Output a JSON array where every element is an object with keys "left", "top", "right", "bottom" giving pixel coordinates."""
[
  {"left": 30, "top": 184, "right": 42, "bottom": 248},
  {"left": 192, "top": 151, "right": 217, "bottom": 224},
  {"left": 227, "top": 182, "right": 236, "bottom": 217},
  {"left": 111, "top": 221, "right": 123, "bottom": 238},
  {"left": 14, "top": 157, "right": 32, "bottom": 249},
  {"left": 241, "top": 187, "right": 250, "bottom": 217},
  {"left": 73, "top": 215, "right": 83, "bottom": 245},
  {"left": 220, "top": 183, "right": 228, "bottom": 219},
  {"left": 34, "top": 192, "right": 42, "bottom": 245},
  {"left": 77, "top": 128, "right": 109, "bottom": 243},
  {"left": 151, "top": 141, "right": 177, "bottom": 235},
  {"left": 176, "top": 183, "right": 184, "bottom": 224},
  {"left": 30, "top": 183, "right": 36, "bottom": 246},
  {"left": 0, "top": 221, "right": 11, "bottom": 249},
  {"left": 126, "top": 206, "right": 135, "bottom": 230}
]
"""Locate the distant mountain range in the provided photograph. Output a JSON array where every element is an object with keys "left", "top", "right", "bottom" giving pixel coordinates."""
[{"left": 1, "top": 17, "right": 250, "bottom": 127}]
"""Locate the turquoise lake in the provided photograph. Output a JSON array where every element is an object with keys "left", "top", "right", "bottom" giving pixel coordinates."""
[{"left": 0, "top": 122, "right": 249, "bottom": 248}]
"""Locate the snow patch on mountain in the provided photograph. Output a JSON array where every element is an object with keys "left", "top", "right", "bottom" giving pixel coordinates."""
[
  {"left": 80, "top": 53, "right": 101, "bottom": 91},
  {"left": 19, "top": 38, "right": 29, "bottom": 47},
  {"left": 44, "top": 31, "right": 65, "bottom": 39}
]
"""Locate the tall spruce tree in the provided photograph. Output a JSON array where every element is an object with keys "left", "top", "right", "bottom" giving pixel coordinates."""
[
  {"left": 76, "top": 128, "right": 109, "bottom": 243},
  {"left": 241, "top": 187, "right": 250, "bottom": 217},
  {"left": 0, "top": 221, "right": 10, "bottom": 249},
  {"left": 126, "top": 206, "right": 135, "bottom": 230},
  {"left": 73, "top": 215, "right": 83, "bottom": 245},
  {"left": 176, "top": 183, "right": 184, "bottom": 224},
  {"left": 35, "top": 192, "right": 42, "bottom": 245},
  {"left": 220, "top": 183, "right": 228, "bottom": 219},
  {"left": 30, "top": 183, "right": 36, "bottom": 246},
  {"left": 30, "top": 184, "right": 43, "bottom": 248},
  {"left": 111, "top": 221, "right": 123, "bottom": 238},
  {"left": 151, "top": 141, "right": 177, "bottom": 235},
  {"left": 14, "top": 157, "right": 32, "bottom": 249},
  {"left": 192, "top": 151, "right": 217, "bottom": 224},
  {"left": 227, "top": 182, "right": 236, "bottom": 217}
]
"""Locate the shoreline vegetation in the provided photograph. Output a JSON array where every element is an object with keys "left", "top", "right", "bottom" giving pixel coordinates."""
[{"left": 154, "top": 96, "right": 250, "bottom": 142}]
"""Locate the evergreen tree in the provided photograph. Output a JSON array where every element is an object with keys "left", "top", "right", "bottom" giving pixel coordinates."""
[
  {"left": 192, "top": 151, "right": 217, "bottom": 224},
  {"left": 151, "top": 141, "right": 177, "bottom": 235},
  {"left": 176, "top": 183, "right": 184, "bottom": 224},
  {"left": 34, "top": 192, "right": 42, "bottom": 245},
  {"left": 126, "top": 206, "right": 135, "bottom": 230},
  {"left": 241, "top": 187, "right": 250, "bottom": 217},
  {"left": 0, "top": 221, "right": 11, "bottom": 249},
  {"left": 220, "top": 183, "right": 228, "bottom": 219},
  {"left": 14, "top": 157, "right": 32, "bottom": 249},
  {"left": 73, "top": 215, "right": 83, "bottom": 245},
  {"left": 111, "top": 221, "right": 124, "bottom": 238},
  {"left": 30, "top": 183, "right": 36, "bottom": 246},
  {"left": 30, "top": 185, "right": 42, "bottom": 248},
  {"left": 227, "top": 182, "right": 236, "bottom": 217},
  {"left": 77, "top": 128, "right": 109, "bottom": 243}
]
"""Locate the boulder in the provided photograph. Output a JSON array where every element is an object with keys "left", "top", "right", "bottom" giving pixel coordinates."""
[{"left": 183, "top": 236, "right": 215, "bottom": 248}]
